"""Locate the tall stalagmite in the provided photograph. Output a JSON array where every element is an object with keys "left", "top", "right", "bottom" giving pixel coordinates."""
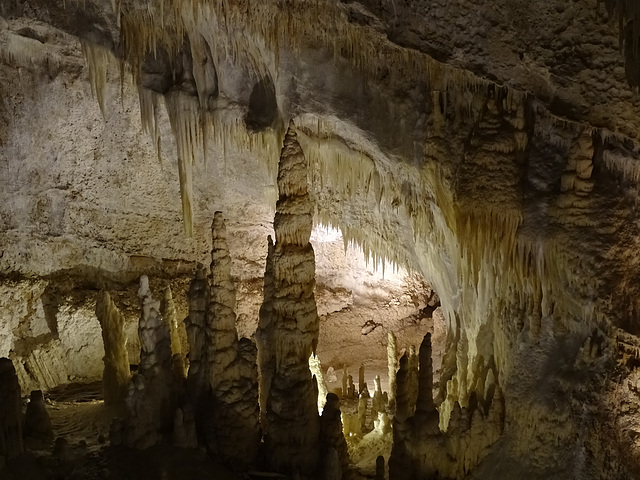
[
  {"left": 0, "top": 358, "right": 23, "bottom": 462},
  {"left": 122, "top": 276, "right": 176, "bottom": 448},
  {"left": 95, "top": 290, "right": 130, "bottom": 406},
  {"left": 264, "top": 121, "right": 321, "bottom": 475},
  {"left": 256, "top": 235, "right": 276, "bottom": 428},
  {"left": 206, "top": 212, "right": 260, "bottom": 466},
  {"left": 185, "top": 264, "right": 210, "bottom": 406},
  {"left": 387, "top": 332, "right": 398, "bottom": 409}
]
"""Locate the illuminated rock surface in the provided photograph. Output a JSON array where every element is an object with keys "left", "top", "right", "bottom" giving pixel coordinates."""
[{"left": 1, "top": 1, "right": 640, "bottom": 479}]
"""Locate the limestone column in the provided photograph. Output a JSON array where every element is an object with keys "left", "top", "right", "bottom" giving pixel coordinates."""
[
  {"left": 320, "top": 393, "right": 349, "bottom": 479},
  {"left": 160, "top": 283, "right": 182, "bottom": 357},
  {"left": 264, "top": 121, "right": 320, "bottom": 476},
  {"left": 387, "top": 332, "right": 397, "bottom": 409},
  {"left": 95, "top": 290, "right": 130, "bottom": 406},
  {"left": 185, "top": 264, "right": 210, "bottom": 405},
  {"left": 206, "top": 212, "right": 260, "bottom": 466},
  {"left": 0, "top": 358, "right": 23, "bottom": 461},
  {"left": 123, "top": 276, "right": 176, "bottom": 448},
  {"left": 256, "top": 235, "right": 275, "bottom": 427},
  {"left": 415, "top": 332, "right": 439, "bottom": 433}
]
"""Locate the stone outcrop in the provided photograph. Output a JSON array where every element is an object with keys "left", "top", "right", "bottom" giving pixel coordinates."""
[
  {"left": 95, "top": 290, "right": 130, "bottom": 406},
  {"left": 263, "top": 122, "right": 321, "bottom": 476},
  {"left": 205, "top": 212, "right": 260, "bottom": 466},
  {"left": 0, "top": 358, "right": 23, "bottom": 462}
]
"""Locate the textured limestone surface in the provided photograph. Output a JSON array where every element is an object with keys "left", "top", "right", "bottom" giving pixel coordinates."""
[{"left": 2, "top": 0, "right": 640, "bottom": 478}]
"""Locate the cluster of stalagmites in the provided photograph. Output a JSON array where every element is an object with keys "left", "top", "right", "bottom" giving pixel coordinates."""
[
  {"left": 107, "top": 215, "right": 261, "bottom": 465},
  {"left": 389, "top": 333, "right": 505, "bottom": 480},
  {"left": 96, "top": 122, "right": 350, "bottom": 478}
]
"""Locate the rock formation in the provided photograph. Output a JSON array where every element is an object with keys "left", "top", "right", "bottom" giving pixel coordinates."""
[
  {"left": 160, "top": 283, "right": 182, "bottom": 358},
  {"left": 185, "top": 264, "right": 210, "bottom": 408},
  {"left": 0, "top": 358, "right": 23, "bottom": 461},
  {"left": 95, "top": 290, "right": 130, "bottom": 406},
  {"left": 319, "top": 393, "right": 349, "bottom": 480},
  {"left": 387, "top": 332, "right": 397, "bottom": 409},
  {"left": 263, "top": 121, "right": 321, "bottom": 476},
  {"left": 256, "top": 235, "right": 276, "bottom": 427},
  {"left": 24, "top": 390, "right": 53, "bottom": 444},
  {"left": 371, "top": 375, "right": 387, "bottom": 421},
  {"left": 121, "top": 276, "right": 177, "bottom": 448},
  {"left": 205, "top": 212, "right": 260, "bottom": 466}
]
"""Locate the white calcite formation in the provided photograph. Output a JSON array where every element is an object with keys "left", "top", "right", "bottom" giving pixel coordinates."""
[
  {"left": 95, "top": 290, "right": 130, "bottom": 407},
  {"left": 387, "top": 332, "right": 398, "bottom": 410},
  {"left": 121, "top": 276, "right": 177, "bottom": 448},
  {"left": 0, "top": 358, "right": 23, "bottom": 462},
  {"left": 263, "top": 122, "right": 321, "bottom": 476},
  {"left": 205, "top": 212, "right": 260, "bottom": 466}
]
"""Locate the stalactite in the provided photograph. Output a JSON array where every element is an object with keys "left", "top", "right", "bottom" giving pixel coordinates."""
[
  {"left": 80, "top": 40, "right": 110, "bottom": 116},
  {"left": 264, "top": 121, "right": 320, "bottom": 476},
  {"left": 95, "top": 290, "right": 130, "bottom": 407}
]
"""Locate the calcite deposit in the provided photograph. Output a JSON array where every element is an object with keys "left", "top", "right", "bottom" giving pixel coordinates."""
[
  {"left": 95, "top": 290, "right": 130, "bottom": 406},
  {"left": 3, "top": 0, "right": 640, "bottom": 479},
  {"left": 263, "top": 122, "right": 321, "bottom": 476}
]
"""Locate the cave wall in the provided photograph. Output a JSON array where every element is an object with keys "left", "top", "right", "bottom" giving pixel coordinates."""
[{"left": 2, "top": 1, "right": 640, "bottom": 478}]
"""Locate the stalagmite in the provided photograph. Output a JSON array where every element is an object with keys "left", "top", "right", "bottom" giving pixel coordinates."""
[
  {"left": 310, "top": 353, "right": 329, "bottom": 412},
  {"left": 257, "top": 235, "right": 276, "bottom": 427},
  {"left": 358, "top": 364, "right": 365, "bottom": 394},
  {"left": 320, "top": 393, "right": 349, "bottom": 479},
  {"left": 341, "top": 366, "right": 348, "bottom": 399},
  {"left": 0, "top": 358, "right": 23, "bottom": 461},
  {"left": 206, "top": 212, "right": 260, "bottom": 466},
  {"left": 407, "top": 345, "right": 419, "bottom": 416},
  {"left": 374, "top": 456, "right": 385, "bottom": 480},
  {"left": 387, "top": 332, "right": 397, "bottom": 409},
  {"left": 160, "top": 283, "right": 182, "bottom": 357},
  {"left": 371, "top": 375, "right": 387, "bottom": 420},
  {"left": 172, "top": 406, "right": 198, "bottom": 449},
  {"left": 358, "top": 386, "right": 370, "bottom": 432},
  {"left": 122, "top": 276, "right": 176, "bottom": 448},
  {"left": 415, "top": 333, "right": 438, "bottom": 432},
  {"left": 185, "top": 264, "right": 210, "bottom": 406},
  {"left": 348, "top": 375, "right": 355, "bottom": 398},
  {"left": 264, "top": 121, "right": 320, "bottom": 476},
  {"left": 389, "top": 353, "right": 413, "bottom": 480},
  {"left": 95, "top": 290, "right": 130, "bottom": 406},
  {"left": 24, "top": 390, "right": 53, "bottom": 443}
]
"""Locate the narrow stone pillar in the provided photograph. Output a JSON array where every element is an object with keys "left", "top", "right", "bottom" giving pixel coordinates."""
[
  {"left": 320, "top": 393, "right": 349, "bottom": 478},
  {"left": 387, "top": 332, "right": 397, "bottom": 409},
  {"left": 0, "top": 358, "right": 23, "bottom": 461},
  {"left": 185, "top": 264, "right": 210, "bottom": 405},
  {"left": 264, "top": 121, "right": 320, "bottom": 476},
  {"left": 256, "top": 235, "right": 276, "bottom": 428},
  {"left": 24, "top": 390, "right": 53, "bottom": 443},
  {"left": 95, "top": 290, "right": 130, "bottom": 406},
  {"left": 160, "top": 283, "right": 182, "bottom": 357},
  {"left": 206, "top": 212, "right": 260, "bottom": 466}
]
